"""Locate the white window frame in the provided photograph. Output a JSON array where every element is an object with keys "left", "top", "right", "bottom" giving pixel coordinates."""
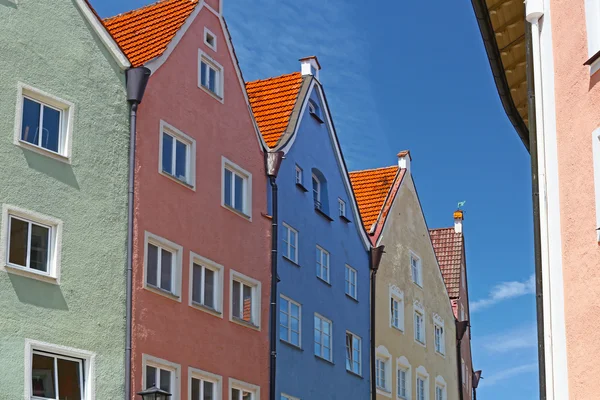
[
  {"left": 144, "top": 231, "right": 183, "bottom": 301},
  {"left": 198, "top": 50, "right": 224, "bottom": 102},
  {"left": 316, "top": 245, "right": 330, "bottom": 283},
  {"left": 295, "top": 165, "right": 303, "bottom": 185},
  {"left": 312, "top": 174, "right": 321, "bottom": 204},
  {"left": 221, "top": 157, "right": 253, "bottom": 220},
  {"left": 282, "top": 223, "right": 298, "bottom": 263},
  {"left": 410, "top": 251, "right": 422, "bottom": 287},
  {"left": 415, "top": 366, "right": 430, "bottom": 400},
  {"left": 314, "top": 313, "right": 333, "bottom": 362},
  {"left": 375, "top": 345, "right": 392, "bottom": 396},
  {"left": 229, "top": 269, "right": 261, "bottom": 329},
  {"left": 204, "top": 27, "right": 217, "bottom": 51},
  {"left": 345, "top": 331, "right": 362, "bottom": 376},
  {"left": 433, "top": 314, "right": 445, "bottom": 356},
  {"left": 389, "top": 285, "right": 404, "bottom": 332},
  {"left": 229, "top": 378, "right": 260, "bottom": 400},
  {"left": 280, "top": 294, "right": 301, "bottom": 347},
  {"left": 25, "top": 339, "right": 95, "bottom": 400},
  {"left": 14, "top": 82, "right": 74, "bottom": 163},
  {"left": 142, "top": 354, "right": 181, "bottom": 400},
  {"left": 345, "top": 264, "right": 357, "bottom": 299},
  {"left": 158, "top": 120, "right": 196, "bottom": 190},
  {"left": 585, "top": 0, "right": 600, "bottom": 74},
  {"left": 281, "top": 394, "right": 299, "bottom": 400},
  {"left": 189, "top": 252, "right": 224, "bottom": 317},
  {"left": 0, "top": 204, "right": 63, "bottom": 284},
  {"left": 435, "top": 376, "right": 447, "bottom": 400},
  {"left": 338, "top": 198, "right": 346, "bottom": 217},
  {"left": 413, "top": 301, "right": 426, "bottom": 346},
  {"left": 396, "top": 356, "right": 411, "bottom": 400},
  {"left": 188, "top": 366, "right": 222, "bottom": 400}
]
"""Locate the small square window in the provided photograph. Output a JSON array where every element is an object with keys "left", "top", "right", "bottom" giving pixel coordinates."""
[
  {"left": 314, "top": 314, "right": 332, "bottom": 361},
  {"left": 295, "top": 165, "right": 303, "bottom": 185},
  {"left": 316, "top": 245, "right": 330, "bottom": 283},
  {"left": 345, "top": 331, "right": 361, "bottom": 375},
  {"left": 190, "top": 253, "right": 224, "bottom": 315},
  {"left": 144, "top": 232, "right": 182, "bottom": 299},
  {"left": 280, "top": 295, "right": 301, "bottom": 347},
  {"left": 204, "top": 27, "right": 217, "bottom": 51},
  {"left": 198, "top": 51, "right": 224, "bottom": 100},
  {"left": 338, "top": 198, "right": 346, "bottom": 218},
  {"left": 230, "top": 270, "right": 261, "bottom": 328},
  {"left": 282, "top": 223, "right": 298, "bottom": 263},
  {"left": 222, "top": 157, "right": 252, "bottom": 218},
  {"left": 230, "top": 379, "right": 259, "bottom": 400},
  {"left": 16, "top": 83, "right": 74, "bottom": 161},
  {"left": 345, "top": 265, "right": 357, "bottom": 299},
  {"left": 159, "top": 121, "right": 196, "bottom": 189},
  {"left": 142, "top": 354, "right": 180, "bottom": 399},
  {"left": 190, "top": 367, "right": 222, "bottom": 400}
]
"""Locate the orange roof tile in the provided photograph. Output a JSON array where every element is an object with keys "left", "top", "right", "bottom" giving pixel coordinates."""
[
  {"left": 430, "top": 227, "right": 464, "bottom": 299},
  {"left": 104, "top": 0, "right": 199, "bottom": 67},
  {"left": 349, "top": 166, "right": 400, "bottom": 231},
  {"left": 245, "top": 72, "right": 303, "bottom": 148}
]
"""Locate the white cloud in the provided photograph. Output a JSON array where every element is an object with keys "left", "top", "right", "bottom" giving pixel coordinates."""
[
  {"left": 480, "top": 324, "right": 537, "bottom": 353},
  {"left": 482, "top": 363, "right": 538, "bottom": 386},
  {"left": 471, "top": 274, "right": 535, "bottom": 312}
]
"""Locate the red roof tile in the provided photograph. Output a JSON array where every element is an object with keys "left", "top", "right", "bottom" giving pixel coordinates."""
[
  {"left": 104, "top": 0, "right": 199, "bottom": 67},
  {"left": 349, "top": 166, "right": 400, "bottom": 231},
  {"left": 430, "top": 227, "right": 463, "bottom": 299},
  {"left": 245, "top": 72, "right": 303, "bottom": 148}
]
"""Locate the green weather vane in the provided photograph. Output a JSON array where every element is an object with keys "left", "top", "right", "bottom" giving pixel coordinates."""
[{"left": 457, "top": 201, "right": 466, "bottom": 209}]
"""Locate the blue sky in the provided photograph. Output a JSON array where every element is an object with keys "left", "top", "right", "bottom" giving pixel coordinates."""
[{"left": 95, "top": 1, "right": 539, "bottom": 398}]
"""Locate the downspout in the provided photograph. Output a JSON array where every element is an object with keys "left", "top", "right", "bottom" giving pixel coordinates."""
[
  {"left": 125, "top": 67, "right": 151, "bottom": 400},
  {"left": 525, "top": 0, "right": 547, "bottom": 398},
  {"left": 369, "top": 245, "right": 384, "bottom": 400},
  {"left": 456, "top": 320, "right": 468, "bottom": 400},
  {"left": 267, "top": 152, "right": 284, "bottom": 400}
]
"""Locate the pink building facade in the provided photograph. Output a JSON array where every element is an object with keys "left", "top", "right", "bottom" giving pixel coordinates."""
[{"left": 106, "top": 1, "right": 271, "bottom": 398}]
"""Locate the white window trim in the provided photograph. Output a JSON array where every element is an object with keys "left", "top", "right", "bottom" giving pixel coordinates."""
[
  {"left": 221, "top": 156, "right": 253, "bottom": 220},
  {"left": 413, "top": 300, "right": 426, "bottom": 346},
  {"left": 158, "top": 120, "right": 196, "bottom": 190},
  {"left": 389, "top": 285, "right": 404, "bottom": 332},
  {"left": 396, "top": 356, "right": 412, "bottom": 400},
  {"left": 0, "top": 204, "right": 63, "bottom": 284},
  {"left": 415, "top": 366, "right": 430, "bottom": 400},
  {"left": 314, "top": 313, "right": 333, "bottom": 362},
  {"left": 229, "top": 269, "right": 262, "bottom": 330},
  {"left": 435, "top": 376, "right": 447, "bottom": 400},
  {"left": 295, "top": 165, "right": 303, "bottom": 185},
  {"left": 345, "top": 330, "right": 362, "bottom": 376},
  {"left": 585, "top": 0, "right": 600, "bottom": 74},
  {"left": 345, "top": 264, "right": 358, "bottom": 299},
  {"left": 338, "top": 198, "right": 346, "bottom": 217},
  {"left": 229, "top": 377, "right": 260, "bottom": 400},
  {"left": 143, "top": 231, "right": 183, "bottom": 301},
  {"left": 433, "top": 314, "right": 445, "bottom": 356},
  {"left": 375, "top": 345, "right": 392, "bottom": 397},
  {"left": 203, "top": 27, "right": 218, "bottom": 51},
  {"left": 282, "top": 222, "right": 298, "bottom": 264},
  {"left": 410, "top": 251, "right": 422, "bottom": 287},
  {"left": 592, "top": 127, "right": 600, "bottom": 240},
  {"left": 188, "top": 366, "right": 222, "bottom": 400},
  {"left": 142, "top": 354, "right": 181, "bottom": 400},
  {"left": 188, "top": 252, "right": 224, "bottom": 317},
  {"left": 198, "top": 49, "right": 224, "bottom": 103},
  {"left": 24, "top": 339, "right": 96, "bottom": 400},
  {"left": 316, "top": 245, "right": 330, "bottom": 283},
  {"left": 14, "top": 82, "right": 75, "bottom": 163},
  {"left": 280, "top": 294, "right": 302, "bottom": 347},
  {"left": 312, "top": 174, "right": 321, "bottom": 204},
  {"left": 281, "top": 394, "right": 300, "bottom": 400}
]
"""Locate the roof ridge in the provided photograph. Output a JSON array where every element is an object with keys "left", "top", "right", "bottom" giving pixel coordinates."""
[
  {"left": 349, "top": 165, "right": 398, "bottom": 174},
  {"left": 429, "top": 227, "right": 455, "bottom": 231},
  {"left": 245, "top": 71, "right": 301, "bottom": 85}
]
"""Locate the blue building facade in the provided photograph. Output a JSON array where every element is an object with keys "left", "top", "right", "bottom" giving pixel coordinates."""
[{"left": 251, "top": 57, "right": 372, "bottom": 400}]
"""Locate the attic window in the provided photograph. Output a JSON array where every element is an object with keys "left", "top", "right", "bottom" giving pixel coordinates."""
[
  {"left": 204, "top": 27, "right": 217, "bottom": 51},
  {"left": 308, "top": 99, "right": 323, "bottom": 122}
]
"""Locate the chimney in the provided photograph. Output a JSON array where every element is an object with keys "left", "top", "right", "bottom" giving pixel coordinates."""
[
  {"left": 454, "top": 210, "right": 464, "bottom": 233},
  {"left": 300, "top": 56, "right": 321, "bottom": 80},
  {"left": 397, "top": 150, "right": 411, "bottom": 173}
]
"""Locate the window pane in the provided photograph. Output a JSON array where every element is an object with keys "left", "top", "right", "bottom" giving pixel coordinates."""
[
  {"left": 242, "top": 391, "right": 252, "bottom": 400},
  {"left": 8, "top": 217, "right": 28, "bottom": 267},
  {"left": 147, "top": 244, "right": 158, "bottom": 287},
  {"left": 32, "top": 353, "right": 56, "bottom": 398},
  {"left": 21, "top": 98, "right": 41, "bottom": 146},
  {"left": 243, "top": 284, "right": 252, "bottom": 322},
  {"left": 29, "top": 223, "right": 49, "bottom": 272},
  {"left": 160, "top": 369, "right": 171, "bottom": 393},
  {"left": 175, "top": 140, "right": 187, "bottom": 180},
  {"left": 162, "top": 133, "right": 174, "bottom": 175},
  {"left": 201, "top": 62, "right": 208, "bottom": 87},
  {"left": 57, "top": 357, "right": 82, "bottom": 400},
  {"left": 42, "top": 105, "right": 61, "bottom": 153},
  {"left": 234, "top": 174, "right": 244, "bottom": 212},
  {"left": 145, "top": 366, "right": 156, "bottom": 389},
  {"left": 160, "top": 250, "right": 173, "bottom": 292},
  {"left": 204, "top": 381, "right": 214, "bottom": 400},
  {"left": 191, "top": 378, "right": 200, "bottom": 400},
  {"left": 209, "top": 68, "right": 217, "bottom": 93},
  {"left": 232, "top": 388, "right": 240, "bottom": 400},
  {"left": 192, "top": 264, "right": 202, "bottom": 304},
  {"left": 232, "top": 280, "right": 241, "bottom": 318},
  {"left": 224, "top": 169, "right": 233, "bottom": 207},
  {"left": 204, "top": 268, "right": 215, "bottom": 308}
]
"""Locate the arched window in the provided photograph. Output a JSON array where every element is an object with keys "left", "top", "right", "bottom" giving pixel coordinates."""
[
  {"left": 397, "top": 356, "right": 411, "bottom": 400},
  {"left": 375, "top": 346, "right": 392, "bottom": 394}
]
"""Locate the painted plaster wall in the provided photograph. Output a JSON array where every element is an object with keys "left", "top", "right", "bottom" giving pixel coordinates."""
[
  {"left": 275, "top": 85, "right": 371, "bottom": 399},
  {"left": 549, "top": 0, "right": 600, "bottom": 397},
  {"left": 131, "top": 6, "right": 270, "bottom": 399},
  {"left": 376, "top": 175, "right": 458, "bottom": 400},
  {"left": 0, "top": 0, "right": 129, "bottom": 398}
]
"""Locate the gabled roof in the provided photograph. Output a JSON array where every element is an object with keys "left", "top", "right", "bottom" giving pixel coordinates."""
[
  {"left": 245, "top": 72, "right": 303, "bottom": 148},
  {"left": 349, "top": 166, "right": 401, "bottom": 232},
  {"left": 104, "top": 0, "right": 200, "bottom": 67},
  {"left": 430, "top": 227, "right": 464, "bottom": 299}
]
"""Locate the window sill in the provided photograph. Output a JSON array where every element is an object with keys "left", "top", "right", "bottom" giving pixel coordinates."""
[
  {"left": 282, "top": 255, "right": 300, "bottom": 267},
  {"left": 314, "top": 354, "right": 334, "bottom": 365},
  {"left": 280, "top": 339, "right": 303, "bottom": 351},
  {"left": 435, "top": 350, "right": 446, "bottom": 358},
  {"left": 16, "top": 140, "right": 71, "bottom": 164},
  {"left": 314, "top": 207, "right": 334, "bottom": 222},
  {"left": 414, "top": 339, "right": 426, "bottom": 348},
  {"left": 340, "top": 215, "right": 352, "bottom": 223},
  {"left": 2, "top": 263, "right": 58, "bottom": 284},
  {"left": 160, "top": 171, "right": 196, "bottom": 191},
  {"left": 346, "top": 369, "right": 363, "bottom": 379},
  {"left": 198, "top": 84, "right": 224, "bottom": 104},
  {"left": 585, "top": 49, "right": 600, "bottom": 76},
  {"left": 309, "top": 111, "right": 324, "bottom": 124},
  {"left": 345, "top": 293, "right": 358, "bottom": 303},
  {"left": 391, "top": 325, "right": 404, "bottom": 334},
  {"left": 231, "top": 316, "right": 260, "bottom": 331},
  {"left": 295, "top": 183, "right": 309, "bottom": 192},
  {"left": 144, "top": 284, "right": 181, "bottom": 302},
  {"left": 190, "top": 301, "right": 223, "bottom": 318},
  {"left": 222, "top": 204, "right": 252, "bottom": 221},
  {"left": 317, "top": 276, "right": 331, "bottom": 286},
  {"left": 375, "top": 388, "right": 392, "bottom": 398}
]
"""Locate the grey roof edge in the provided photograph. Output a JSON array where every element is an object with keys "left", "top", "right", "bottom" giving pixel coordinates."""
[{"left": 272, "top": 75, "right": 312, "bottom": 152}]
